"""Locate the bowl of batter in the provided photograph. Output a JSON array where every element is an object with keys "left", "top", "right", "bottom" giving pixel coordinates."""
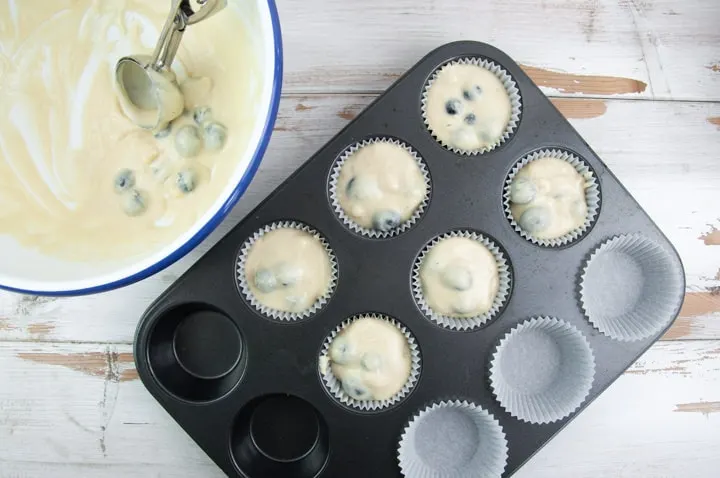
[{"left": 0, "top": 0, "right": 283, "bottom": 295}]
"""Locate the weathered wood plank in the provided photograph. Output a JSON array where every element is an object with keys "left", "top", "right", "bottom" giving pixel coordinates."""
[
  {"left": 0, "top": 340, "right": 718, "bottom": 476},
  {"left": 0, "top": 95, "right": 718, "bottom": 343},
  {"left": 277, "top": 0, "right": 720, "bottom": 101}
]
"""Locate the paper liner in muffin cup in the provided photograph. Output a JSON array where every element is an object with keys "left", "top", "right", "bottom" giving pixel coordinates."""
[
  {"left": 236, "top": 221, "right": 338, "bottom": 321},
  {"left": 412, "top": 231, "right": 512, "bottom": 331},
  {"left": 579, "top": 234, "right": 684, "bottom": 342},
  {"left": 319, "top": 314, "right": 421, "bottom": 411},
  {"left": 397, "top": 400, "right": 508, "bottom": 478},
  {"left": 489, "top": 317, "right": 595, "bottom": 424},
  {"left": 328, "top": 138, "right": 431, "bottom": 239},
  {"left": 421, "top": 57, "right": 522, "bottom": 156},
  {"left": 503, "top": 149, "right": 601, "bottom": 247}
]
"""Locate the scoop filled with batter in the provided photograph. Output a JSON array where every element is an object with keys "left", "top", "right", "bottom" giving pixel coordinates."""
[
  {"left": 507, "top": 151, "right": 596, "bottom": 243},
  {"left": 321, "top": 315, "right": 418, "bottom": 408},
  {"left": 239, "top": 223, "right": 336, "bottom": 319},
  {"left": 332, "top": 139, "right": 428, "bottom": 237},
  {"left": 423, "top": 59, "right": 520, "bottom": 154}
]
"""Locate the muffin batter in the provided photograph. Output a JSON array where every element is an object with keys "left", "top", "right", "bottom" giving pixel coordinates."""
[
  {"left": 0, "top": 0, "right": 260, "bottom": 261},
  {"left": 420, "top": 236, "right": 499, "bottom": 317},
  {"left": 509, "top": 157, "right": 588, "bottom": 240},
  {"left": 336, "top": 141, "right": 426, "bottom": 232},
  {"left": 244, "top": 227, "right": 333, "bottom": 314},
  {"left": 328, "top": 317, "right": 412, "bottom": 401},
  {"left": 425, "top": 63, "right": 511, "bottom": 152}
]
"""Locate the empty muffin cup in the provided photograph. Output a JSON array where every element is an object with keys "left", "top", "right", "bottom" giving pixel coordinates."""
[
  {"left": 329, "top": 138, "right": 431, "bottom": 238},
  {"left": 319, "top": 314, "right": 421, "bottom": 411},
  {"left": 230, "top": 394, "right": 329, "bottom": 478},
  {"left": 579, "top": 234, "right": 684, "bottom": 341},
  {"left": 413, "top": 231, "right": 512, "bottom": 331},
  {"left": 236, "top": 221, "right": 338, "bottom": 321},
  {"left": 146, "top": 303, "right": 246, "bottom": 402},
  {"left": 504, "top": 149, "right": 601, "bottom": 247},
  {"left": 421, "top": 57, "right": 522, "bottom": 155},
  {"left": 489, "top": 317, "right": 595, "bottom": 424},
  {"left": 397, "top": 400, "right": 508, "bottom": 478}
]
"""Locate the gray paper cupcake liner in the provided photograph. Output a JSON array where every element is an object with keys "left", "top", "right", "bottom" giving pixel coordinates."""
[
  {"left": 397, "top": 400, "right": 508, "bottom": 478},
  {"left": 579, "top": 234, "right": 684, "bottom": 341},
  {"left": 503, "top": 149, "right": 601, "bottom": 247},
  {"left": 236, "top": 221, "right": 338, "bottom": 321},
  {"left": 328, "top": 138, "right": 431, "bottom": 238},
  {"left": 412, "top": 231, "right": 512, "bottom": 331},
  {"left": 421, "top": 57, "right": 522, "bottom": 156},
  {"left": 489, "top": 317, "right": 595, "bottom": 424},
  {"left": 319, "top": 314, "right": 421, "bottom": 411}
]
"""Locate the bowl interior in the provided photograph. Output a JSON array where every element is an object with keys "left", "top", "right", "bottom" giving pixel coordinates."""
[{"left": 0, "top": 0, "right": 282, "bottom": 295}]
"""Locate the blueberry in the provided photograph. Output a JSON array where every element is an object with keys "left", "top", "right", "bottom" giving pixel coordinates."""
[
  {"left": 445, "top": 98, "right": 462, "bottom": 115},
  {"left": 254, "top": 268, "right": 277, "bottom": 293},
  {"left": 153, "top": 124, "right": 172, "bottom": 139},
  {"left": 176, "top": 169, "right": 197, "bottom": 193},
  {"left": 114, "top": 169, "right": 135, "bottom": 194},
  {"left": 345, "top": 177, "right": 356, "bottom": 195},
  {"left": 510, "top": 176, "right": 536, "bottom": 204},
  {"left": 463, "top": 85, "right": 483, "bottom": 100},
  {"left": 372, "top": 210, "right": 402, "bottom": 232},
  {"left": 345, "top": 175, "right": 381, "bottom": 201},
  {"left": 275, "top": 262, "right": 304, "bottom": 286},
  {"left": 192, "top": 106, "right": 212, "bottom": 125},
  {"left": 464, "top": 113, "right": 476, "bottom": 125},
  {"left": 361, "top": 353, "right": 382, "bottom": 372},
  {"left": 341, "top": 375, "right": 373, "bottom": 401},
  {"left": 330, "top": 336, "right": 355, "bottom": 364},
  {"left": 441, "top": 265, "right": 473, "bottom": 291},
  {"left": 120, "top": 188, "right": 147, "bottom": 217},
  {"left": 174, "top": 124, "right": 203, "bottom": 158},
  {"left": 519, "top": 206, "right": 551, "bottom": 233},
  {"left": 203, "top": 122, "right": 227, "bottom": 151}
]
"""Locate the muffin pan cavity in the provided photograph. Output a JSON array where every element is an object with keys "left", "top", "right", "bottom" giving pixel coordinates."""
[
  {"left": 145, "top": 303, "right": 246, "bottom": 402},
  {"left": 230, "top": 394, "right": 329, "bottom": 478},
  {"left": 134, "top": 41, "right": 685, "bottom": 477}
]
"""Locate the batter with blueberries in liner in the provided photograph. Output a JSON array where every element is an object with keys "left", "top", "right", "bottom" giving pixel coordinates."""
[
  {"left": 326, "top": 317, "right": 412, "bottom": 401},
  {"left": 509, "top": 157, "right": 589, "bottom": 240},
  {"left": 425, "top": 62, "right": 512, "bottom": 152},
  {"left": 335, "top": 141, "right": 426, "bottom": 233},
  {"left": 243, "top": 226, "right": 333, "bottom": 314},
  {"left": 419, "top": 236, "right": 500, "bottom": 318}
]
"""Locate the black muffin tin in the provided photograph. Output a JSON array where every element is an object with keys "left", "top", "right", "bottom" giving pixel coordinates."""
[{"left": 134, "top": 41, "right": 685, "bottom": 477}]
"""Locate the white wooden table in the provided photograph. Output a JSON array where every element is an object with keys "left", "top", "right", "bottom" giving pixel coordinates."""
[{"left": 2, "top": 1, "right": 720, "bottom": 476}]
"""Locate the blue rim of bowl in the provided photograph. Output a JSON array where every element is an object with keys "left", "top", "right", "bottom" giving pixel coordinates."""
[{"left": 0, "top": 0, "right": 284, "bottom": 297}]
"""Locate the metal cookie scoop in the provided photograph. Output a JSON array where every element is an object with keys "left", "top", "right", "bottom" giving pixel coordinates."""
[{"left": 115, "top": 0, "right": 226, "bottom": 133}]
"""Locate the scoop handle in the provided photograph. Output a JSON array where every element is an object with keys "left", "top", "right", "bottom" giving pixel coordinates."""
[{"left": 151, "top": 0, "right": 227, "bottom": 71}]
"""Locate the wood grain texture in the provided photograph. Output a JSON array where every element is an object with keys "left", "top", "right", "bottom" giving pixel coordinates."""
[
  {"left": 0, "top": 95, "right": 717, "bottom": 344},
  {"left": 277, "top": 0, "right": 720, "bottom": 100},
  {"left": 0, "top": 340, "right": 718, "bottom": 477},
  {"left": 1, "top": 2, "right": 719, "bottom": 475}
]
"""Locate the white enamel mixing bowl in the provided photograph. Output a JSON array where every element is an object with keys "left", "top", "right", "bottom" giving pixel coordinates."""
[{"left": 0, "top": 0, "right": 283, "bottom": 296}]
